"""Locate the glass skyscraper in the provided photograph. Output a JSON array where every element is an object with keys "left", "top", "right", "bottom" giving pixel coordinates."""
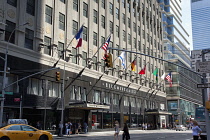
[
  {"left": 191, "top": 0, "right": 210, "bottom": 50},
  {"left": 158, "top": 0, "right": 202, "bottom": 125}
]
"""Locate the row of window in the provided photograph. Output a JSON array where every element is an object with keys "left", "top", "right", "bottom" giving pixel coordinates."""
[
  {"left": 7, "top": 0, "right": 35, "bottom": 16},
  {"left": 70, "top": 85, "right": 158, "bottom": 109}
]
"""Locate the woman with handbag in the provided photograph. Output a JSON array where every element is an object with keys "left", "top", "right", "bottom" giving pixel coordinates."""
[
  {"left": 114, "top": 121, "right": 120, "bottom": 140},
  {"left": 192, "top": 120, "right": 202, "bottom": 140},
  {"left": 122, "top": 123, "right": 130, "bottom": 140}
]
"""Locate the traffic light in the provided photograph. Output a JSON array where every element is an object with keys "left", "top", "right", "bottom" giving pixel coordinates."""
[
  {"left": 105, "top": 53, "right": 113, "bottom": 68},
  {"left": 56, "top": 71, "right": 60, "bottom": 81},
  {"left": 206, "top": 101, "right": 210, "bottom": 111}
]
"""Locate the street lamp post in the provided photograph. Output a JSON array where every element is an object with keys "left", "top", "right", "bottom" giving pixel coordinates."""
[{"left": 0, "top": 22, "right": 29, "bottom": 126}]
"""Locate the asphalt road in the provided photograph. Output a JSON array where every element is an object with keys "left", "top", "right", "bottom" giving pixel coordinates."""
[{"left": 53, "top": 129, "right": 193, "bottom": 140}]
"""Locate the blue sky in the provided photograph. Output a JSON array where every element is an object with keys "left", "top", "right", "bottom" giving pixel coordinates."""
[{"left": 181, "top": 0, "right": 193, "bottom": 50}]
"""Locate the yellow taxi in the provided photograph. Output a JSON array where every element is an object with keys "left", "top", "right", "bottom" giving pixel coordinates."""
[{"left": 0, "top": 124, "right": 53, "bottom": 140}]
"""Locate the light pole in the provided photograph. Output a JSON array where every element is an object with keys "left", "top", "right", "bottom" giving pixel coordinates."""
[{"left": 0, "top": 22, "right": 29, "bottom": 126}]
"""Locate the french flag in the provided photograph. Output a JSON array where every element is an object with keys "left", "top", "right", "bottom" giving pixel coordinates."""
[{"left": 75, "top": 26, "right": 83, "bottom": 48}]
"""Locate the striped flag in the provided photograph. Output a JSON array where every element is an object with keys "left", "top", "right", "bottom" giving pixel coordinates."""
[
  {"left": 102, "top": 36, "right": 111, "bottom": 52},
  {"left": 131, "top": 60, "right": 136, "bottom": 71},
  {"left": 165, "top": 72, "right": 172, "bottom": 87},
  {"left": 75, "top": 25, "right": 83, "bottom": 48}
]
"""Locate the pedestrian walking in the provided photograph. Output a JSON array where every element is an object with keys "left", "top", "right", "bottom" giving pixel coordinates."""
[
  {"left": 36, "top": 121, "right": 42, "bottom": 130},
  {"left": 58, "top": 121, "right": 63, "bottom": 136},
  {"left": 192, "top": 120, "right": 202, "bottom": 140},
  {"left": 114, "top": 121, "right": 120, "bottom": 140},
  {"left": 66, "top": 122, "right": 72, "bottom": 136},
  {"left": 83, "top": 122, "right": 88, "bottom": 133},
  {"left": 122, "top": 123, "right": 130, "bottom": 140}
]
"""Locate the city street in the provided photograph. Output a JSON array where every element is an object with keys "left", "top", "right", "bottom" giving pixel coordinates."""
[{"left": 53, "top": 129, "right": 193, "bottom": 140}]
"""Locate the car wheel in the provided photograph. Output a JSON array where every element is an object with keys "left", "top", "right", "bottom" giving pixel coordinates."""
[
  {"left": 0, "top": 137, "right": 10, "bottom": 140},
  {"left": 39, "top": 135, "right": 48, "bottom": 140}
]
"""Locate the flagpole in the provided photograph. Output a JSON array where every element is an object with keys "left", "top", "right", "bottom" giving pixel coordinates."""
[
  {"left": 86, "top": 51, "right": 120, "bottom": 96},
  {"left": 53, "top": 24, "right": 84, "bottom": 68},
  {"left": 149, "top": 80, "right": 164, "bottom": 98},
  {"left": 64, "top": 34, "right": 112, "bottom": 91}
]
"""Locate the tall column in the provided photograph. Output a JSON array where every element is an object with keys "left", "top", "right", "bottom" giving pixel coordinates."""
[{"left": 35, "top": 0, "right": 45, "bottom": 52}]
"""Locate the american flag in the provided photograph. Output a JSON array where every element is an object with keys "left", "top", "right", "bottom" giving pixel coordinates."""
[
  {"left": 102, "top": 36, "right": 111, "bottom": 52},
  {"left": 165, "top": 72, "right": 172, "bottom": 87}
]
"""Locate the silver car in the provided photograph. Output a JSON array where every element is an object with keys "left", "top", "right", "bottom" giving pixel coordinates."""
[{"left": 175, "top": 125, "right": 187, "bottom": 131}]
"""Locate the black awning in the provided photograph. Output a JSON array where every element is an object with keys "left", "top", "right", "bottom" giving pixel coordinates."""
[{"left": 68, "top": 103, "right": 110, "bottom": 110}]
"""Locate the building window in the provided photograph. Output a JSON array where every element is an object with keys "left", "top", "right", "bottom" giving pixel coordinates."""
[
  {"left": 116, "top": 25, "right": 119, "bottom": 37},
  {"left": 124, "top": 96, "right": 129, "bottom": 106},
  {"left": 133, "top": 38, "right": 136, "bottom": 48},
  {"left": 26, "top": 0, "right": 35, "bottom": 16},
  {"left": 77, "top": 87, "right": 81, "bottom": 101},
  {"left": 113, "top": 94, "right": 119, "bottom": 105},
  {"left": 94, "top": 0, "right": 98, "bottom": 3},
  {"left": 109, "top": 2, "right": 113, "bottom": 15},
  {"left": 150, "top": 36, "right": 152, "bottom": 44},
  {"left": 5, "top": 20, "right": 16, "bottom": 44},
  {"left": 25, "top": 28, "right": 34, "bottom": 50},
  {"left": 60, "top": 0, "right": 65, "bottom": 3},
  {"left": 122, "top": 0, "right": 125, "bottom": 8},
  {"left": 83, "top": 2, "right": 88, "bottom": 18},
  {"left": 93, "top": 32, "right": 97, "bottom": 46},
  {"left": 70, "top": 85, "right": 76, "bottom": 100},
  {"left": 104, "top": 92, "right": 110, "bottom": 104},
  {"left": 138, "top": 26, "right": 140, "bottom": 36},
  {"left": 138, "top": 40, "right": 141, "bottom": 51},
  {"left": 59, "top": 13, "right": 65, "bottom": 30},
  {"left": 82, "top": 51, "right": 87, "bottom": 66},
  {"left": 93, "top": 90, "right": 101, "bottom": 103},
  {"left": 92, "top": 56, "right": 97, "bottom": 70},
  {"left": 128, "top": 34, "right": 131, "bottom": 45},
  {"left": 133, "top": 22, "right": 136, "bottom": 32},
  {"left": 58, "top": 42, "right": 64, "bottom": 59},
  {"left": 128, "top": 18, "right": 131, "bottom": 28},
  {"left": 44, "top": 36, "right": 51, "bottom": 56},
  {"left": 101, "top": 36, "right": 105, "bottom": 44},
  {"left": 116, "top": 8, "right": 119, "bottom": 19},
  {"left": 109, "top": 21, "right": 113, "bottom": 33},
  {"left": 139, "top": 57, "right": 141, "bottom": 67},
  {"left": 73, "top": 0, "right": 78, "bottom": 11},
  {"left": 72, "top": 48, "right": 77, "bottom": 64},
  {"left": 82, "top": 88, "right": 87, "bottom": 101},
  {"left": 83, "top": 26, "right": 88, "bottom": 41},
  {"left": 93, "top": 10, "right": 98, "bottom": 24},
  {"left": 101, "top": 0, "right": 105, "bottom": 9},
  {"left": 127, "top": 2, "right": 130, "bottom": 13},
  {"left": 101, "top": 15, "right": 105, "bottom": 29},
  {"left": 143, "top": 30, "right": 146, "bottom": 39},
  {"left": 7, "top": 0, "right": 17, "bottom": 7},
  {"left": 123, "top": 30, "right": 126, "bottom": 41},
  {"left": 122, "top": 13, "right": 125, "bottom": 24},
  {"left": 72, "top": 20, "right": 78, "bottom": 35},
  {"left": 45, "top": 5, "right": 52, "bottom": 24}
]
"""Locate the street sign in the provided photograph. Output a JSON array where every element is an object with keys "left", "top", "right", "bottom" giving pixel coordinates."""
[
  {"left": 196, "top": 61, "right": 210, "bottom": 73},
  {"left": 197, "top": 83, "right": 210, "bottom": 88}
]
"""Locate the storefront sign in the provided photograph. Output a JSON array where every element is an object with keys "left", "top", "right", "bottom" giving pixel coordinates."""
[
  {"left": 102, "top": 82, "right": 137, "bottom": 94},
  {"left": 69, "top": 103, "right": 110, "bottom": 110},
  {"left": 87, "top": 104, "right": 110, "bottom": 109}
]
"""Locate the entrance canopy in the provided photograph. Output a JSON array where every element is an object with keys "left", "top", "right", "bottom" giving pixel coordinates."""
[
  {"left": 68, "top": 102, "right": 110, "bottom": 110},
  {"left": 145, "top": 109, "right": 172, "bottom": 115}
]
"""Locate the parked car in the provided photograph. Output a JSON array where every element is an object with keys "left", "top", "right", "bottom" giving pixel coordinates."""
[{"left": 175, "top": 125, "right": 187, "bottom": 131}]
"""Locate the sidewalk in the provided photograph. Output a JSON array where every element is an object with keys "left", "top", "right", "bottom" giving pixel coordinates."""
[{"left": 53, "top": 129, "right": 171, "bottom": 139}]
